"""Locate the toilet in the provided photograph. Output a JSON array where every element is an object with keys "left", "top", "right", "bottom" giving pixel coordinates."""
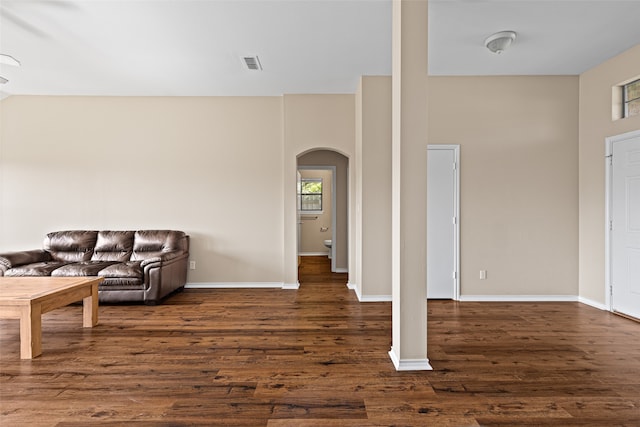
[{"left": 323, "top": 240, "right": 332, "bottom": 259}]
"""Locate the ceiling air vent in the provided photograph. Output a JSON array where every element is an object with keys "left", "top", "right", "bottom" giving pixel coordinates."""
[{"left": 242, "top": 56, "right": 262, "bottom": 71}]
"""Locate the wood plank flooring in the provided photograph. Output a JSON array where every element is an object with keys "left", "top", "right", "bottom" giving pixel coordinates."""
[{"left": 1, "top": 256, "right": 639, "bottom": 426}]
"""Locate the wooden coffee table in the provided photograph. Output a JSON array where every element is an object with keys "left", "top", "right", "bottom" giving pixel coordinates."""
[{"left": 0, "top": 276, "right": 102, "bottom": 359}]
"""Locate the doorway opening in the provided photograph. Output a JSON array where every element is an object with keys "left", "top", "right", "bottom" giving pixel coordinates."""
[
  {"left": 297, "top": 166, "right": 337, "bottom": 271},
  {"left": 296, "top": 149, "right": 349, "bottom": 281}
]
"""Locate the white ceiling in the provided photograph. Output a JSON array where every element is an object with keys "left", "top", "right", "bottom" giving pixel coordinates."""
[
  {"left": 1, "top": 0, "right": 639, "bottom": 98},
  {"left": 429, "top": 0, "right": 640, "bottom": 76}
]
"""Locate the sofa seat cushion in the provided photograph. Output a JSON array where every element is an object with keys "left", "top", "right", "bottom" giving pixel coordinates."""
[
  {"left": 51, "top": 261, "right": 119, "bottom": 277},
  {"left": 5, "top": 262, "right": 70, "bottom": 276},
  {"left": 99, "top": 278, "right": 144, "bottom": 290},
  {"left": 98, "top": 261, "right": 143, "bottom": 278},
  {"left": 98, "top": 261, "right": 144, "bottom": 290}
]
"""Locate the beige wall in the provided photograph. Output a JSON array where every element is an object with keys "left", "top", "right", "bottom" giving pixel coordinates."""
[
  {"left": 5, "top": 43, "right": 637, "bottom": 299},
  {"left": 283, "top": 94, "right": 355, "bottom": 283},
  {"left": 356, "top": 75, "right": 579, "bottom": 298},
  {"left": 578, "top": 44, "right": 640, "bottom": 305},
  {"left": 1, "top": 94, "right": 355, "bottom": 287},
  {"left": 430, "top": 76, "right": 579, "bottom": 297},
  {"left": 356, "top": 76, "right": 393, "bottom": 298},
  {"left": 298, "top": 168, "right": 333, "bottom": 254},
  {"left": 0, "top": 96, "right": 285, "bottom": 284}
]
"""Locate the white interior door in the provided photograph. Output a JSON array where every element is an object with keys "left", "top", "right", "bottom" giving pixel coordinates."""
[
  {"left": 427, "top": 146, "right": 459, "bottom": 299},
  {"left": 612, "top": 134, "right": 640, "bottom": 319}
]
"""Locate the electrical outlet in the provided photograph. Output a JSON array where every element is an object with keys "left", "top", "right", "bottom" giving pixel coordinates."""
[
  {"left": 189, "top": 261, "right": 196, "bottom": 270},
  {"left": 480, "top": 270, "right": 487, "bottom": 280}
]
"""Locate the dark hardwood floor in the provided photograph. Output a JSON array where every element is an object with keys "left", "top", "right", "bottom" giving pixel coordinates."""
[{"left": 1, "top": 256, "right": 639, "bottom": 426}]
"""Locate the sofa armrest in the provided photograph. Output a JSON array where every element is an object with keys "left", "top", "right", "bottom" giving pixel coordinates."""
[
  {"left": 140, "top": 251, "right": 186, "bottom": 268},
  {"left": 140, "top": 256, "right": 162, "bottom": 268},
  {"left": 139, "top": 251, "right": 184, "bottom": 268},
  {"left": 0, "top": 250, "right": 51, "bottom": 276}
]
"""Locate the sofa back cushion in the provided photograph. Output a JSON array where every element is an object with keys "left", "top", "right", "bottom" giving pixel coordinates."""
[
  {"left": 91, "top": 231, "right": 135, "bottom": 262},
  {"left": 131, "top": 230, "right": 188, "bottom": 261},
  {"left": 44, "top": 231, "right": 98, "bottom": 262}
]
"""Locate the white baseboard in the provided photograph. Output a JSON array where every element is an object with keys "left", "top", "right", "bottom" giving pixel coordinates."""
[
  {"left": 459, "top": 295, "right": 579, "bottom": 302},
  {"left": 334, "top": 267, "right": 348, "bottom": 273},
  {"left": 282, "top": 282, "right": 300, "bottom": 290},
  {"left": 388, "top": 348, "right": 433, "bottom": 371},
  {"left": 186, "top": 282, "right": 294, "bottom": 290},
  {"left": 298, "top": 252, "right": 330, "bottom": 256},
  {"left": 578, "top": 296, "right": 608, "bottom": 311},
  {"left": 347, "top": 283, "right": 391, "bottom": 302},
  {"left": 359, "top": 294, "right": 392, "bottom": 302}
]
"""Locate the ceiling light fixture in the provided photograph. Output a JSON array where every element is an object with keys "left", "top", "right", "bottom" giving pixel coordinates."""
[
  {"left": 485, "top": 31, "right": 517, "bottom": 54},
  {"left": 0, "top": 53, "right": 21, "bottom": 67},
  {"left": 0, "top": 53, "right": 21, "bottom": 84}
]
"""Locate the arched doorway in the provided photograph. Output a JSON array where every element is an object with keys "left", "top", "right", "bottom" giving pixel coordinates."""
[{"left": 297, "top": 149, "right": 349, "bottom": 280}]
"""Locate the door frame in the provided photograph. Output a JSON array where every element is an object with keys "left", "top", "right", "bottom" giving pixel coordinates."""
[
  {"left": 605, "top": 129, "right": 640, "bottom": 312},
  {"left": 427, "top": 144, "right": 460, "bottom": 300},
  {"left": 297, "top": 165, "right": 337, "bottom": 272}
]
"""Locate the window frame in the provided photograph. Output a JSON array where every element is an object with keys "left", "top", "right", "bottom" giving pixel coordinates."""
[
  {"left": 623, "top": 78, "right": 640, "bottom": 118},
  {"left": 299, "top": 178, "right": 323, "bottom": 213}
]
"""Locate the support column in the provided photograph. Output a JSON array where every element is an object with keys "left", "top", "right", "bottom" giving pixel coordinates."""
[{"left": 389, "top": 0, "right": 431, "bottom": 370}]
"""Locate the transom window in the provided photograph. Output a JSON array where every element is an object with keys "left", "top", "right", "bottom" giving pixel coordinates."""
[
  {"left": 623, "top": 79, "right": 640, "bottom": 118},
  {"left": 299, "top": 178, "right": 323, "bottom": 212}
]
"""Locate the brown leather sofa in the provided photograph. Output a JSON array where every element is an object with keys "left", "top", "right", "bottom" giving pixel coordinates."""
[{"left": 0, "top": 230, "right": 189, "bottom": 304}]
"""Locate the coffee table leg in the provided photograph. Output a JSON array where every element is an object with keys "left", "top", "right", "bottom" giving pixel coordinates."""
[
  {"left": 83, "top": 283, "right": 98, "bottom": 327},
  {"left": 20, "top": 303, "right": 42, "bottom": 359}
]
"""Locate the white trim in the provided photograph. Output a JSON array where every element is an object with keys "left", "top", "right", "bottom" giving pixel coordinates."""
[
  {"left": 335, "top": 267, "right": 348, "bottom": 273},
  {"left": 427, "top": 144, "right": 460, "bottom": 300},
  {"left": 604, "top": 129, "right": 640, "bottom": 313},
  {"left": 298, "top": 252, "right": 330, "bottom": 256},
  {"left": 282, "top": 282, "right": 300, "bottom": 290},
  {"left": 359, "top": 294, "right": 392, "bottom": 302},
  {"left": 185, "top": 282, "right": 298, "bottom": 290},
  {"left": 346, "top": 282, "right": 356, "bottom": 290},
  {"left": 459, "top": 295, "right": 579, "bottom": 302},
  {"left": 352, "top": 284, "right": 361, "bottom": 300},
  {"left": 388, "top": 348, "right": 433, "bottom": 371},
  {"left": 351, "top": 282, "right": 392, "bottom": 302},
  {"left": 578, "top": 296, "right": 609, "bottom": 311}
]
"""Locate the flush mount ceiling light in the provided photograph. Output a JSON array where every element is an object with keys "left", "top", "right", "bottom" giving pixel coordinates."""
[
  {"left": 0, "top": 53, "right": 21, "bottom": 84},
  {"left": 485, "top": 31, "right": 517, "bottom": 54},
  {"left": 0, "top": 53, "right": 21, "bottom": 67}
]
